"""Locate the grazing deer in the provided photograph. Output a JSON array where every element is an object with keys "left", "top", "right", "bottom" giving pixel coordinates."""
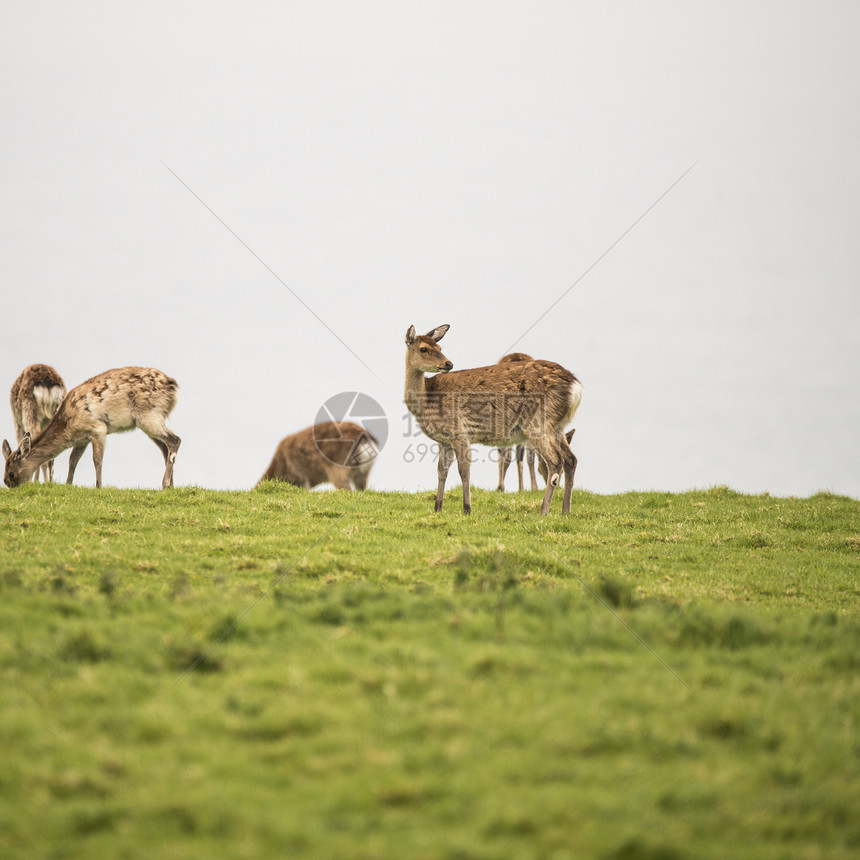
[
  {"left": 495, "top": 353, "right": 539, "bottom": 492},
  {"left": 404, "top": 324, "right": 582, "bottom": 515},
  {"left": 9, "top": 364, "right": 66, "bottom": 482},
  {"left": 257, "top": 421, "right": 378, "bottom": 490},
  {"left": 537, "top": 428, "right": 576, "bottom": 486},
  {"left": 3, "top": 367, "right": 181, "bottom": 489}
]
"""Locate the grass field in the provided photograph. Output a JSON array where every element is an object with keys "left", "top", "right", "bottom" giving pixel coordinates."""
[{"left": 1, "top": 483, "right": 858, "bottom": 859}]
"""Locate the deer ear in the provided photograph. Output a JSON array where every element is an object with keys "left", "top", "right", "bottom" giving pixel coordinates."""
[
  {"left": 425, "top": 324, "right": 449, "bottom": 342},
  {"left": 2, "top": 440, "right": 11, "bottom": 460},
  {"left": 405, "top": 325, "right": 416, "bottom": 345},
  {"left": 20, "top": 435, "right": 31, "bottom": 456}
]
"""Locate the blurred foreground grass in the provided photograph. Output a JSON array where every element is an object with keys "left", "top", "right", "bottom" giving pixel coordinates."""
[{"left": 0, "top": 484, "right": 858, "bottom": 858}]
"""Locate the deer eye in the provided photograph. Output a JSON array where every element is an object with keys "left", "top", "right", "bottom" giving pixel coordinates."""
[{"left": 419, "top": 347, "right": 429, "bottom": 354}]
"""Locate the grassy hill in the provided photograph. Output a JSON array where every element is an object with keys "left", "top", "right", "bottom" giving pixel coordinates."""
[{"left": 1, "top": 484, "right": 858, "bottom": 859}]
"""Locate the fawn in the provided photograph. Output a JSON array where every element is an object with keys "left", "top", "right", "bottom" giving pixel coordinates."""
[
  {"left": 3, "top": 367, "right": 180, "bottom": 489},
  {"left": 9, "top": 364, "right": 66, "bottom": 482}
]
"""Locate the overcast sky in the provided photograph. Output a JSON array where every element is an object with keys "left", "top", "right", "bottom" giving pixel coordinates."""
[{"left": 2, "top": 1, "right": 858, "bottom": 498}]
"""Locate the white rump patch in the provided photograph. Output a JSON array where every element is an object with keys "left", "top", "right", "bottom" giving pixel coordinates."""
[
  {"left": 32, "top": 385, "right": 65, "bottom": 421},
  {"left": 563, "top": 379, "right": 584, "bottom": 426},
  {"left": 33, "top": 385, "right": 64, "bottom": 407}
]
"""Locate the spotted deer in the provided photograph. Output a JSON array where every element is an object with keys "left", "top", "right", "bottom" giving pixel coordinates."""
[
  {"left": 9, "top": 364, "right": 66, "bottom": 482},
  {"left": 495, "top": 353, "right": 539, "bottom": 492},
  {"left": 3, "top": 367, "right": 181, "bottom": 489},
  {"left": 257, "top": 421, "right": 378, "bottom": 490},
  {"left": 404, "top": 325, "right": 582, "bottom": 515}
]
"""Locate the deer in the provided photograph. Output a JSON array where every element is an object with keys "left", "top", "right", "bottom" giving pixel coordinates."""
[
  {"left": 256, "top": 421, "right": 378, "bottom": 490},
  {"left": 500, "top": 424, "right": 576, "bottom": 492},
  {"left": 495, "top": 353, "right": 540, "bottom": 493},
  {"left": 9, "top": 364, "right": 67, "bottom": 482},
  {"left": 404, "top": 324, "right": 582, "bottom": 515},
  {"left": 3, "top": 367, "right": 181, "bottom": 490}
]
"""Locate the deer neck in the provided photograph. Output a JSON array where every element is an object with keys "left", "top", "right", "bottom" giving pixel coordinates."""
[
  {"left": 22, "top": 418, "right": 70, "bottom": 475},
  {"left": 404, "top": 363, "right": 428, "bottom": 416}
]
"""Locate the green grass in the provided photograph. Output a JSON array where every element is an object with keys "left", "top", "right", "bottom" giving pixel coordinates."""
[{"left": 1, "top": 484, "right": 858, "bottom": 859}]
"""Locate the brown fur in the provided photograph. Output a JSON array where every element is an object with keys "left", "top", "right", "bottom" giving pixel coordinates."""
[
  {"left": 536, "top": 428, "right": 576, "bottom": 485},
  {"left": 257, "top": 421, "right": 378, "bottom": 490},
  {"left": 404, "top": 325, "right": 582, "bottom": 515},
  {"left": 3, "top": 367, "right": 180, "bottom": 489},
  {"left": 495, "top": 353, "right": 539, "bottom": 492},
  {"left": 9, "top": 364, "right": 66, "bottom": 482}
]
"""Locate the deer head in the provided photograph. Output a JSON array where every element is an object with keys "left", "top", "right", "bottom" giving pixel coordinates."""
[
  {"left": 3, "top": 433, "right": 32, "bottom": 487},
  {"left": 405, "top": 324, "right": 454, "bottom": 374}
]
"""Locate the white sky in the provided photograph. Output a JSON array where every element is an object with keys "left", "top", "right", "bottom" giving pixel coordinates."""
[{"left": 2, "top": 1, "right": 859, "bottom": 497}]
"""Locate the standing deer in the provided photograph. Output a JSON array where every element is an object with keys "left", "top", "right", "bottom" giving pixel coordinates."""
[
  {"left": 9, "top": 364, "right": 66, "bottom": 482},
  {"left": 404, "top": 324, "right": 582, "bottom": 515},
  {"left": 495, "top": 353, "right": 539, "bottom": 492},
  {"left": 3, "top": 367, "right": 181, "bottom": 489},
  {"left": 257, "top": 421, "right": 378, "bottom": 490}
]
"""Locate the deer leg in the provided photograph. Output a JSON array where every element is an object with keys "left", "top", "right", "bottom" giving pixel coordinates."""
[
  {"left": 527, "top": 446, "right": 539, "bottom": 491},
  {"left": 532, "top": 438, "right": 562, "bottom": 515},
  {"left": 537, "top": 452, "right": 548, "bottom": 487},
  {"left": 45, "top": 459, "right": 55, "bottom": 483},
  {"left": 91, "top": 434, "right": 107, "bottom": 489},
  {"left": 557, "top": 431, "right": 578, "bottom": 515},
  {"left": 159, "top": 432, "right": 181, "bottom": 489},
  {"left": 143, "top": 422, "right": 181, "bottom": 489},
  {"left": 497, "top": 447, "right": 513, "bottom": 491},
  {"left": 151, "top": 438, "right": 171, "bottom": 487},
  {"left": 562, "top": 451, "right": 578, "bottom": 514},
  {"left": 435, "top": 445, "right": 455, "bottom": 512},
  {"left": 452, "top": 440, "right": 473, "bottom": 515},
  {"left": 329, "top": 467, "right": 352, "bottom": 490},
  {"left": 516, "top": 444, "right": 526, "bottom": 492},
  {"left": 67, "top": 444, "right": 88, "bottom": 485},
  {"left": 540, "top": 471, "right": 558, "bottom": 514}
]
